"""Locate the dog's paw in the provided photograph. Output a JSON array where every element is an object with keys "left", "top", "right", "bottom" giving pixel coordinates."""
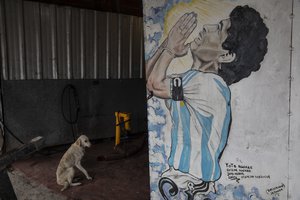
[{"left": 87, "top": 176, "right": 93, "bottom": 180}]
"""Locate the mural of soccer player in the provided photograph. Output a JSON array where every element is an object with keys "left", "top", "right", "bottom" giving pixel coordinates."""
[{"left": 146, "top": 5, "right": 268, "bottom": 200}]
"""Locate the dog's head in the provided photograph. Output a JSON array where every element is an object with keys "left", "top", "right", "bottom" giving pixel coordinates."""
[{"left": 75, "top": 135, "right": 91, "bottom": 148}]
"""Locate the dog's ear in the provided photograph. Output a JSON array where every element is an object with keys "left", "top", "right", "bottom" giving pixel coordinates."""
[{"left": 75, "top": 138, "right": 81, "bottom": 147}]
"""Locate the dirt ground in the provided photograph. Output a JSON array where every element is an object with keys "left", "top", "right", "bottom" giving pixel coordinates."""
[{"left": 9, "top": 134, "right": 150, "bottom": 200}]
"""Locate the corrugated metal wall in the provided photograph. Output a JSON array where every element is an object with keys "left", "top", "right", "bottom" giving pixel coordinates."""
[{"left": 0, "top": 0, "right": 145, "bottom": 80}]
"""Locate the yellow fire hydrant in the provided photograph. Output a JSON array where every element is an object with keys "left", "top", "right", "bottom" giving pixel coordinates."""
[{"left": 115, "top": 112, "right": 131, "bottom": 146}]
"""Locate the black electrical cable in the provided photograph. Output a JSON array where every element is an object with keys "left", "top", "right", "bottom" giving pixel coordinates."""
[
  {"left": 116, "top": 119, "right": 131, "bottom": 127},
  {"left": 61, "top": 85, "right": 79, "bottom": 124},
  {"left": 97, "top": 132, "right": 147, "bottom": 161},
  {"left": 116, "top": 111, "right": 132, "bottom": 134},
  {"left": 61, "top": 84, "right": 80, "bottom": 141}
]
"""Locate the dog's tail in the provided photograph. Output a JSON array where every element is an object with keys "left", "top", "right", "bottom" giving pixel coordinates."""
[{"left": 70, "top": 182, "right": 82, "bottom": 186}]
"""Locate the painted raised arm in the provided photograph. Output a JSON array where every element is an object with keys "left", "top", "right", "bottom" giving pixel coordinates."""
[
  {"left": 146, "top": 12, "right": 197, "bottom": 99},
  {"left": 165, "top": 12, "right": 197, "bottom": 57},
  {"left": 145, "top": 38, "right": 168, "bottom": 80}
]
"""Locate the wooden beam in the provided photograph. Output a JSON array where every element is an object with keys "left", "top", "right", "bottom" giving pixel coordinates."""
[
  {"left": 0, "top": 136, "right": 44, "bottom": 200},
  {"left": 26, "top": 0, "right": 143, "bottom": 16},
  {"left": 0, "top": 136, "right": 44, "bottom": 171}
]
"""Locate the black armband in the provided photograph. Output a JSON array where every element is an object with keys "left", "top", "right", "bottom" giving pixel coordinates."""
[{"left": 171, "top": 77, "right": 184, "bottom": 101}]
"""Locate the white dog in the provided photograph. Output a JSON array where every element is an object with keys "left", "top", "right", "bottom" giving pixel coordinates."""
[{"left": 56, "top": 135, "right": 92, "bottom": 191}]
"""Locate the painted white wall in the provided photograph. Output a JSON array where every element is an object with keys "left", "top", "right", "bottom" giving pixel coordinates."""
[
  {"left": 219, "top": 1, "right": 291, "bottom": 199},
  {"left": 289, "top": 0, "right": 300, "bottom": 199},
  {"left": 144, "top": 0, "right": 297, "bottom": 199}
]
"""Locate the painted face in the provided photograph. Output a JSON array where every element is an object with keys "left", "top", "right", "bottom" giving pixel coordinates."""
[{"left": 190, "top": 19, "right": 231, "bottom": 63}]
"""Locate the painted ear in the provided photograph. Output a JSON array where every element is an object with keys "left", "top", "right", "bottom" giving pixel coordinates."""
[
  {"left": 218, "top": 52, "right": 236, "bottom": 63},
  {"left": 76, "top": 138, "right": 81, "bottom": 147}
]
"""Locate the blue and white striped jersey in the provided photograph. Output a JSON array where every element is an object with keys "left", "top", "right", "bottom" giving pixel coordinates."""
[{"left": 166, "top": 69, "right": 231, "bottom": 182}]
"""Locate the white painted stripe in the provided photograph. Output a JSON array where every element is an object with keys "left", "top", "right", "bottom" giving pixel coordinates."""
[
  {"left": 173, "top": 102, "right": 184, "bottom": 169},
  {"left": 182, "top": 70, "right": 196, "bottom": 85},
  {"left": 106, "top": 12, "right": 110, "bottom": 79},
  {"left": 189, "top": 106, "right": 203, "bottom": 178},
  {"left": 80, "top": 9, "right": 84, "bottom": 79},
  {"left": 93, "top": 10, "right": 97, "bottom": 79},
  {"left": 206, "top": 91, "right": 227, "bottom": 179},
  {"left": 51, "top": 5, "right": 57, "bottom": 79},
  {"left": 129, "top": 16, "right": 133, "bottom": 78},
  {"left": 117, "top": 14, "right": 121, "bottom": 79},
  {"left": 66, "top": 7, "right": 71, "bottom": 79}
]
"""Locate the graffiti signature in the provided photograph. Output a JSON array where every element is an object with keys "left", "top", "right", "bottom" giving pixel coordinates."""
[{"left": 266, "top": 183, "right": 285, "bottom": 196}]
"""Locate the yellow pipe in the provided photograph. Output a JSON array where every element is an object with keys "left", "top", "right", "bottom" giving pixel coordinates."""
[
  {"left": 115, "top": 112, "right": 121, "bottom": 146},
  {"left": 123, "top": 113, "right": 131, "bottom": 132},
  {"left": 115, "top": 112, "right": 131, "bottom": 146}
]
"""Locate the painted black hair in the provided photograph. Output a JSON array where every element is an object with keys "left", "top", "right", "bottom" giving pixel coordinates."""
[{"left": 219, "top": 5, "right": 269, "bottom": 85}]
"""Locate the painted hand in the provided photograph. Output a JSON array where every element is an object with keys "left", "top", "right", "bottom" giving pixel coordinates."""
[{"left": 166, "top": 12, "right": 197, "bottom": 57}]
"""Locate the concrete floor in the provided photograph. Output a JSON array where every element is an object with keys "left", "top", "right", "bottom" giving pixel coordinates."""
[
  {"left": 9, "top": 134, "right": 150, "bottom": 200},
  {"left": 8, "top": 170, "right": 66, "bottom": 200}
]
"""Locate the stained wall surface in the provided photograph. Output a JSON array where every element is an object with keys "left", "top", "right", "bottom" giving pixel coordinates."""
[
  {"left": 0, "top": 0, "right": 147, "bottom": 150},
  {"left": 143, "top": 0, "right": 298, "bottom": 199},
  {"left": 2, "top": 80, "right": 147, "bottom": 150},
  {"left": 0, "top": 0, "right": 145, "bottom": 80},
  {"left": 290, "top": 0, "right": 300, "bottom": 199}
]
